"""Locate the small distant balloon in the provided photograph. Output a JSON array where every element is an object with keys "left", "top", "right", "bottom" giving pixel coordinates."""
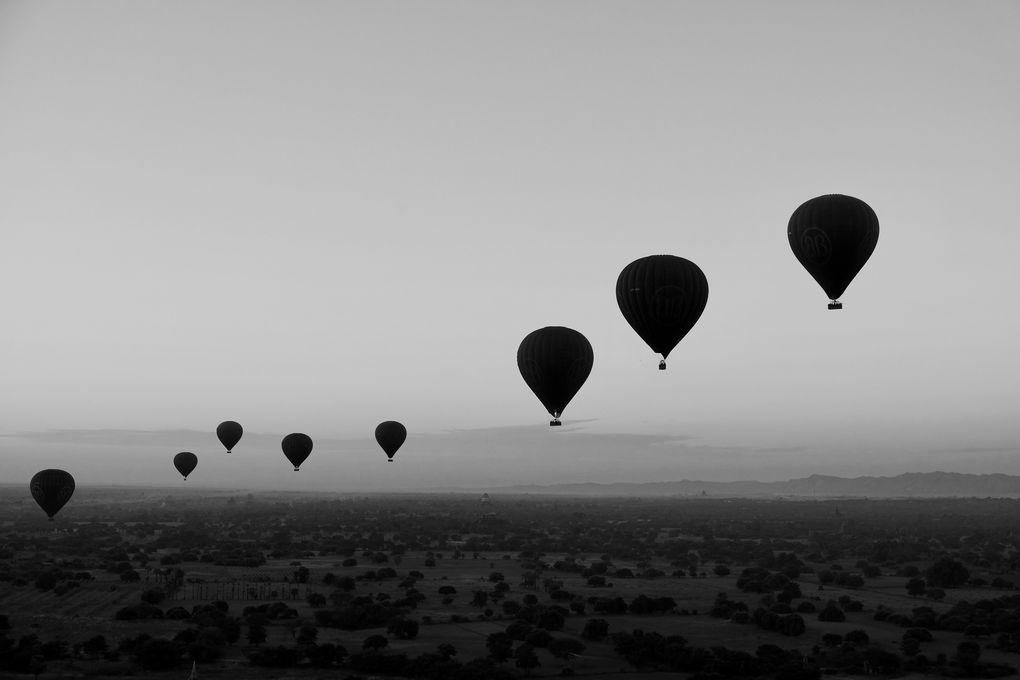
[
  {"left": 616, "top": 254, "right": 709, "bottom": 370},
  {"left": 375, "top": 421, "right": 407, "bottom": 462},
  {"left": 30, "top": 469, "right": 75, "bottom": 520},
  {"left": 217, "top": 421, "right": 243, "bottom": 452},
  {"left": 517, "top": 326, "right": 594, "bottom": 426},
  {"left": 788, "top": 194, "right": 879, "bottom": 309},
  {"left": 173, "top": 452, "right": 198, "bottom": 480},
  {"left": 282, "top": 433, "right": 313, "bottom": 471}
]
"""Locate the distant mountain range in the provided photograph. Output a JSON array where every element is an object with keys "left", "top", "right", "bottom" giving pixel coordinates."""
[{"left": 482, "top": 472, "right": 1020, "bottom": 498}]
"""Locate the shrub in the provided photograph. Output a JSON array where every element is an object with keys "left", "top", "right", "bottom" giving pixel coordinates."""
[{"left": 817, "top": 601, "right": 845, "bottom": 622}]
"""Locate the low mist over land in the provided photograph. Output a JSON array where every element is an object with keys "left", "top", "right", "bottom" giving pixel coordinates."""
[
  {"left": 5, "top": 471, "right": 1020, "bottom": 501},
  {"left": 4, "top": 427, "right": 1019, "bottom": 494},
  {"left": 482, "top": 472, "right": 1020, "bottom": 498}
]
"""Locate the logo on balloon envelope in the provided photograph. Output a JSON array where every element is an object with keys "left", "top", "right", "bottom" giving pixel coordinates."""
[
  {"left": 857, "top": 226, "right": 879, "bottom": 260},
  {"left": 651, "top": 286, "right": 688, "bottom": 325},
  {"left": 800, "top": 228, "right": 832, "bottom": 264}
]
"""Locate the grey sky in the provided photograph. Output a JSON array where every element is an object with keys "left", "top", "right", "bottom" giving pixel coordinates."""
[{"left": 1, "top": 1, "right": 1018, "bottom": 489}]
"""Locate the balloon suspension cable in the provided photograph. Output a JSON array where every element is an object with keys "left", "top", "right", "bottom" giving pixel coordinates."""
[
  {"left": 827, "top": 300, "right": 843, "bottom": 310},
  {"left": 659, "top": 359, "right": 667, "bottom": 370}
]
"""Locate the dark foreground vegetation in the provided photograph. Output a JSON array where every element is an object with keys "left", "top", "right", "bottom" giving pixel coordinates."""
[{"left": 2, "top": 487, "right": 1020, "bottom": 679}]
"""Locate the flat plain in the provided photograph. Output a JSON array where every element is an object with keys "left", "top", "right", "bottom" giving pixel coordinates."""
[{"left": 2, "top": 488, "right": 1019, "bottom": 679}]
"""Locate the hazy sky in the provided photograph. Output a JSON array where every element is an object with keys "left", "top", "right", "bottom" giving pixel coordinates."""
[{"left": 1, "top": 1, "right": 1018, "bottom": 490}]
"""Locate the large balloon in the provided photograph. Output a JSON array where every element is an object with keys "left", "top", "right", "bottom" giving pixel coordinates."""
[
  {"left": 282, "top": 433, "right": 313, "bottom": 471},
  {"left": 616, "top": 255, "right": 709, "bottom": 370},
  {"left": 173, "top": 452, "right": 198, "bottom": 480},
  {"left": 30, "top": 469, "right": 75, "bottom": 520},
  {"left": 217, "top": 421, "right": 243, "bottom": 452},
  {"left": 517, "top": 326, "right": 594, "bottom": 426},
  {"left": 375, "top": 421, "right": 406, "bottom": 462},
  {"left": 788, "top": 194, "right": 879, "bottom": 309}
]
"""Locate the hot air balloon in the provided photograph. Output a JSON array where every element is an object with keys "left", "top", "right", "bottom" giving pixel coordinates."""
[
  {"left": 616, "top": 255, "right": 709, "bottom": 370},
  {"left": 375, "top": 421, "right": 406, "bottom": 462},
  {"left": 174, "top": 452, "right": 198, "bottom": 480},
  {"left": 282, "top": 433, "right": 313, "bottom": 471},
  {"left": 788, "top": 194, "right": 879, "bottom": 309},
  {"left": 217, "top": 421, "right": 243, "bottom": 452},
  {"left": 518, "top": 326, "right": 594, "bottom": 426},
  {"left": 30, "top": 469, "right": 75, "bottom": 520}
]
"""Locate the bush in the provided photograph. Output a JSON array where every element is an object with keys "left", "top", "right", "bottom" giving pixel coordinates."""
[
  {"left": 115, "top": 603, "right": 165, "bottom": 620},
  {"left": 387, "top": 617, "right": 420, "bottom": 640},
  {"left": 817, "top": 601, "right": 845, "bottom": 622},
  {"left": 903, "top": 628, "right": 932, "bottom": 643},
  {"left": 363, "top": 634, "right": 389, "bottom": 651},
  {"left": 845, "top": 629, "right": 871, "bottom": 646},
  {"left": 906, "top": 578, "right": 927, "bottom": 596},
  {"left": 796, "top": 601, "right": 817, "bottom": 614},
  {"left": 925, "top": 558, "right": 970, "bottom": 589},
  {"left": 140, "top": 588, "right": 165, "bottom": 605},
  {"left": 821, "top": 633, "right": 843, "bottom": 648},
  {"left": 119, "top": 569, "right": 141, "bottom": 583},
  {"left": 538, "top": 609, "right": 565, "bottom": 631}
]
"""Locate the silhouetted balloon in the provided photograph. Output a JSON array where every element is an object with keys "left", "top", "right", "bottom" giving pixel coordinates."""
[
  {"left": 173, "top": 452, "right": 198, "bottom": 480},
  {"left": 30, "top": 469, "right": 75, "bottom": 520},
  {"left": 788, "top": 194, "right": 879, "bottom": 309},
  {"left": 375, "top": 421, "right": 407, "bottom": 462},
  {"left": 282, "top": 433, "right": 313, "bottom": 471},
  {"left": 517, "top": 326, "right": 594, "bottom": 426},
  {"left": 216, "top": 421, "right": 243, "bottom": 452},
  {"left": 616, "top": 255, "right": 709, "bottom": 370}
]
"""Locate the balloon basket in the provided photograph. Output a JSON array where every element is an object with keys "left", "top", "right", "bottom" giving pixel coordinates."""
[
  {"left": 658, "top": 360, "right": 667, "bottom": 370},
  {"left": 293, "top": 467, "right": 300, "bottom": 472},
  {"left": 549, "top": 419, "right": 562, "bottom": 427},
  {"left": 827, "top": 301, "right": 843, "bottom": 310},
  {"left": 387, "top": 459, "right": 393, "bottom": 463}
]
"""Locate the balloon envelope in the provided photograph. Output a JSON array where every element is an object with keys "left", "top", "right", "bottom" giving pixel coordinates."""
[
  {"left": 173, "top": 452, "right": 198, "bottom": 479},
  {"left": 30, "top": 469, "right": 75, "bottom": 519},
  {"left": 282, "top": 433, "right": 313, "bottom": 470},
  {"left": 216, "top": 421, "right": 243, "bottom": 452},
  {"left": 788, "top": 194, "right": 879, "bottom": 303},
  {"left": 517, "top": 326, "right": 594, "bottom": 422},
  {"left": 375, "top": 421, "right": 407, "bottom": 461},
  {"left": 616, "top": 255, "right": 708, "bottom": 362}
]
